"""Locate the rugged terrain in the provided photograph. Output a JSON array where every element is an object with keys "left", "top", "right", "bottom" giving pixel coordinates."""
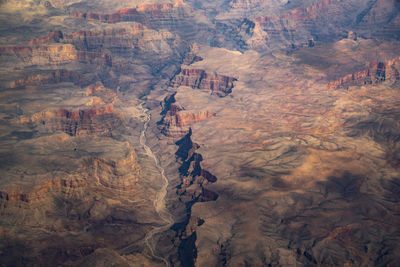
[{"left": 1, "top": 0, "right": 400, "bottom": 266}]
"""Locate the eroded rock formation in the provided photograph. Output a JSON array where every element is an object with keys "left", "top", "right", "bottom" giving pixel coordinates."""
[
  {"left": 170, "top": 68, "right": 237, "bottom": 97},
  {"left": 0, "top": 44, "right": 79, "bottom": 64},
  {"left": 10, "top": 69, "right": 88, "bottom": 88},
  {"left": 19, "top": 104, "right": 120, "bottom": 136},
  {"left": 159, "top": 92, "right": 216, "bottom": 137},
  {"left": 328, "top": 56, "right": 400, "bottom": 89},
  {"left": 72, "top": 0, "right": 186, "bottom": 23},
  {"left": 172, "top": 129, "right": 219, "bottom": 266}
]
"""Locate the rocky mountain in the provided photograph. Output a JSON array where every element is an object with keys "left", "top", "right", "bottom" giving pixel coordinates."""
[{"left": 1, "top": 0, "right": 400, "bottom": 266}]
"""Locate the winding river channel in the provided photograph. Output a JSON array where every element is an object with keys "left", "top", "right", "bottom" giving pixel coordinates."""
[{"left": 138, "top": 101, "right": 174, "bottom": 266}]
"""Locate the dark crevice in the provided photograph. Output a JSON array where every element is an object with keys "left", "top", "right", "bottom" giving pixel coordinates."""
[{"left": 170, "top": 129, "right": 219, "bottom": 266}]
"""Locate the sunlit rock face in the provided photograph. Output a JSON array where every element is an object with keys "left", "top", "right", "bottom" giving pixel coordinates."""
[
  {"left": 170, "top": 68, "right": 237, "bottom": 97},
  {"left": 1, "top": 0, "right": 400, "bottom": 266}
]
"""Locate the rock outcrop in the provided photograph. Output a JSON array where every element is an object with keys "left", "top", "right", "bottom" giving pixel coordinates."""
[
  {"left": 170, "top": 68, "right": 237, "bottom": 97},
  {"left": 62, "top": 24, "right": 178, "bottom": 58},
  {"left": 72, "top": 1, "right": 186, "bottom": 23},
  {"left": 161, "top": 110, "right": 215, "bottom": 137},
  {"left": 327, "top": 56, "right": 400, "bottom": 89},
  {"left": 19, "top": 104, "right": 121, "bottom": 136},
  {"left": 62, "top": 25, "right": 145, "bottom": 50},
  {"left": 10, "top": 69, "right": 88, "bottom": 88},
  {"left": 22, "top": 23, "right": 181, "bottom": 71},
  {"left": 159, "top": 93, "right": 216, "bottom": 137},
  {"left": 0, "top": 43, "right": 111, "bottom": 67},
  {"left": 0, "top": 44, "right": 79, "bottom": 65}
]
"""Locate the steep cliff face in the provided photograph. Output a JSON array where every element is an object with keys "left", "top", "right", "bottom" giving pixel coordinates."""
[
  {"left": 62, "top": 25, "right": 145, "bottom": 50},
  {"left": 10, "top": 69, "right": 88, "bottom": 88},
  {"left": 72, "top": 0, "right": 186, "bottom": 23},
  {"left": 69, "top": 0, "right": 197, "bottom": 45},
  {"left": 327, "top": 56, "right": 400, "bottom": 89},
  {"left": 0, "top": 44, "right": 113, "bottom": 67},
  {"left": 0, "top": 44, "right": 79, "bottom": 65},
  {"left": 175, "top": 130, "right": 218, "bottom": 202},
  {"left": 172, "top": 129, "right": 219, "bottom": 266},
  {"left": 161, "top": 110, "right": 215, "bottom": 137},
  {"left": 62, "top": 24, "right": 179, "bottom": 59},
  {"left": 159, "top": 92, "right": 216, "bottom": 137},
  {"left": 148, "top": 41, "right": 400, "bottom": 266},
  {"left": 19, "top": 104, "right": 121, "bottom": 136},
  {"left": 170, "top": 68, "right": 237, "bottom": 97},
  {"left": 1, "top": 22, "right": 182, "bottom": 70},
  {"left": 172, "top": 111, "right": 215, "bottom": 128}
]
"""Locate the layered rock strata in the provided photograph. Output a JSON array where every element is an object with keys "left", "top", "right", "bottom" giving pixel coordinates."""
[
  {"left": 328, "top": 56, "right": 400, "bottom": 89},
  {"left": 10, "top": 69, "right": 89, "bottom": 88},
  {"left": 19, "top": 104, "right": 120, "bottom": 136},
  {"left": 170, "top": 68, "right": 237, "bottom": 97},
  {"left": 72, "top": 1, "right": 186, "bottom": 23},
  {"left": 159, "top": 93, "right": 215, "bottom": 137}
]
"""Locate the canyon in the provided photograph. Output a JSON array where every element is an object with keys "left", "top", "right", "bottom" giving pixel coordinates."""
[{"left": 1, "top": 0, "right": 400, "bottom": 266}]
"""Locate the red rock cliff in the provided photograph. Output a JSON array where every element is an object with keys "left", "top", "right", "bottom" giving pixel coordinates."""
[
  {"left": 170, "top": 68, "right": 237, "bottom": 97},
  {"left": 10, "top": 69, "right": 87, "bottom": 88},
  {"left": 159, "top": 93, "right": 216, "bottom": 137},
  {"left": 20, "top": 104, "right": 121, "bottom": 136},
  {"left": 72, "top": 0, "right": 185, "bottom": 23},
  {"left": 327, "top": 56, "right": 400, "bottom": 89}
]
